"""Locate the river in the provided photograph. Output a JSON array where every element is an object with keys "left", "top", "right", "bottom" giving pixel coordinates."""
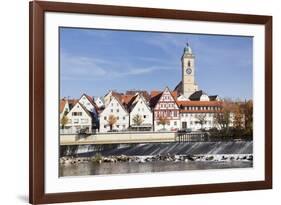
[
  {"left": 60, "top": 141, "right": 253, "bottom": 176},
  {"left": 60, "top": 160, "right": 253, "bottom": 176}
]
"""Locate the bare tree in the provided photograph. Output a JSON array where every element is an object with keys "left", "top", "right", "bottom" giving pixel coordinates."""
[
  {"left": 158, "top": 116, "right": 170, "bottom": 130},
  {"left": 132, "top": 114, "right": 144, "bottom": 131},
  {"left": 107, "top": 114, "right": 117, "bottom": 131},
  {"left": 214, "top": 100, "right": 233, "bottom": 130},
  {"left": 233, "top": 103, "right": 244, "bottom": 129},
  {"left": 60, "top": 114, "right": 69, "bottom": 129},
  {"left": 195, "top": 114, "right": 207, "bottom": 130}
]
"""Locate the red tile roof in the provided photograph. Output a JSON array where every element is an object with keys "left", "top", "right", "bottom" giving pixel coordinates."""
[
  {"left": 125, "top": 90, "right": 150, "bottom": 101},
  {"left": 68, "top": 99, "right": 78, "bottom": 108},
  {"left": 149, "top": 92, "right": 162, "bottom": 108},
  {"left": 60, "top": 99, "right": 67, "bottom": 113},
  {"left": 150, "top": 90, "right": 162, "bottom": 98},
  {"left": 177, "top": 100, "right": 222, "bottom": 107},
  {"left": 121, "top": 95, "right": 135, "bottom": 105}
]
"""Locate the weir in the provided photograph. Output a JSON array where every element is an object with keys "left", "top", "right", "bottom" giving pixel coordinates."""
[{"left": 60, "top": 141, "right": 253, "bottom": 157}]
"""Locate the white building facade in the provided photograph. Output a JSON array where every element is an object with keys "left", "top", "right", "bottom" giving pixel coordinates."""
[
  {"left": 129, "top": 94, "right": 153, "bottom": 130},
  {"left": 64, "top": 102, "right": 93, "bottom": 133},
  {"left": 94, "top": 97, "right": 104, "bottom": 109},
  {"left": 78, "top": 94, "right": 99, "bottom": 129},
  {"left": 178, "top": 101, "right": 222, "bottom": 131},
  {"left": 151, "top": 87, "right": 180, "bottom": 131},
  {"left": 99, "top": 96, "right": 129, "bottom": 133}
]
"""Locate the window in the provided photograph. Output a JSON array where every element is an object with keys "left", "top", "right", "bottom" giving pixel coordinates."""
[
  {"left": 116, "top": 125, "right": 119, "bottom": 128},
  {"left": 72, "top": 112, "right": 82, "bottom": 116},
  {"left": 174, "top": 111, "right": 177, "bottom": 117},
  {"left": 117, "top": 117, "right": 119, "bottom": 120},
  {"left": 117, "top": 109, "right": 119, "bottom": 112},
  {"left": 143, "top": 115, "right": 146, "bottom": 119},
  {"left": 123, "top": 116, "right": 126, "bottom": 120},
  {"left": 188, "top": 60, "right": 191, "bottom": 67},
  {"left": 81, "top": 119, "right": 89, "bottom": 123},
  {"left": 123, "top": 125, "right": 125, "bottom": 128},
  {"left": 104, "top": 125, "right": 107, "bottom": 128},
  {"left": 104, "top": 116, "right": 107, "bottom": 120},
  {"left": 174, "top": 121, "right": 177, "bottom": 126},
  {"left": 111, "top": 109, "right": 113, "bottom": 113},
  {"left": 74, "top": 119, "right": 79, "bottom": 124}
]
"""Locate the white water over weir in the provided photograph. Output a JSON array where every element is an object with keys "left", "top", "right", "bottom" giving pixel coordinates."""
[{"left": 60, "top": 141, "right": 253, "bottom": 157}]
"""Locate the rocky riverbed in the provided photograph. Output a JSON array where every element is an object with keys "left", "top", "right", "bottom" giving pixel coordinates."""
[{"left": 60, "top": 153, "right": 253, "bottom": 165}]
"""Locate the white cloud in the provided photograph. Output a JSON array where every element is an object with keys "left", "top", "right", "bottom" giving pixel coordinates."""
[{"left": 61, "top": 53, "right": 177, "bottom": 81}]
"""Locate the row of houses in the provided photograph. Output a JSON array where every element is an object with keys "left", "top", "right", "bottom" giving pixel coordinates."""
[
  {"left": 59, "top": 43, "right": 235, "bottom": 134},
  {"left": 60, "top": 87, "right": 223, "bottom": 133}
]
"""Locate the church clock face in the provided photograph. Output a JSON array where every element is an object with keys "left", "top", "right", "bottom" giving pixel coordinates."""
[{"left": 186, "top": 68, "right": 192, "bottom": 75}]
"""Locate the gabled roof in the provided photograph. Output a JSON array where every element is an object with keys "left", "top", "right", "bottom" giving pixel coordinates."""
[
  {"left": 121, "top": 94, "right": 135, "bottom": 105},
  {"left": 149, "top": 87, "right": 179, "bottom": 108},
  {"left": 111, "top": 91, "right": 123, "bottom": 102},
  {"left": 79, "top": 102, "right": 93, "bottom": 117},
  {"left": 79, "top": 93, "right": 99, "bottom": 111},
  {"left": 150, "top": 90, "right": 162, "bottom": 98},
  {"left": 189, "top": 90, "right": 207, "bottom": 101},
  {"left": 127, "top": 93, "right": 151, "bottom": 113},
  {"left": 126, "top": 90, "right": 150, "bottom": 101},
  {"left": 67, "top": 101, "right": 92, "bottom": 118},
  {"left": 67, "top": 99, "right": 78, "bottom": 110},
  {"left": 126, "top": 94, "right": 139, "bottom": 111},
  {"left": 100, "top": 95, "right": 129, "bottom": 116},
  {"left": 171, "top": 91, "right": 178, "bottom": 99},
  {"left": 60, "top": 99, "right": 67, "bottom": 113},
  {"left": 209, "top": 95, "right": 218, "bottom": 101},
  {"left": 149, "top": 92, "right": 162, "bottom": 108},
  {"left": 174, "top": 81, "right": 183, "bottom": 93}
]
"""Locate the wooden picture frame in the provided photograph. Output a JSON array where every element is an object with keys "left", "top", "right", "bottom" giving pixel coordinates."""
[{"left": 29, "top": 1, "right": 272, "bottom": 204}]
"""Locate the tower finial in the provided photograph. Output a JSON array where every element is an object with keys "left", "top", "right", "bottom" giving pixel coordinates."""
[{"left": 184, "top": 42, "right": 192, "bottom": 54}]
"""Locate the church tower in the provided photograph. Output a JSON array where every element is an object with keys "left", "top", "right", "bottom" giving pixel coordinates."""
[{"left": 181, "top": 43, "right": 198, "bottom": 98}]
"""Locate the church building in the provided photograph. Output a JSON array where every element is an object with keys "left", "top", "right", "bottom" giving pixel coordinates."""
[{"left": 174, "top": 43, "right": 222, "bottom": 131}]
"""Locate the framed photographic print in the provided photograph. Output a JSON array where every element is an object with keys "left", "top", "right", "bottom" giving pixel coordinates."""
[{"left": 29, "top": 1, "right": 272, "bottom": 204}]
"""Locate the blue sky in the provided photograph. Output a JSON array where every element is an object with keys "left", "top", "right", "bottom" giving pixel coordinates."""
[{"left": 60, "top": 27, "right": 253, "bottom": 100}]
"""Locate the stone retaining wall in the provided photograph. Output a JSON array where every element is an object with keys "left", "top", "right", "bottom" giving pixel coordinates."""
[{"left": 60, "top": 132, "right": 176, "bottom": 145}]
